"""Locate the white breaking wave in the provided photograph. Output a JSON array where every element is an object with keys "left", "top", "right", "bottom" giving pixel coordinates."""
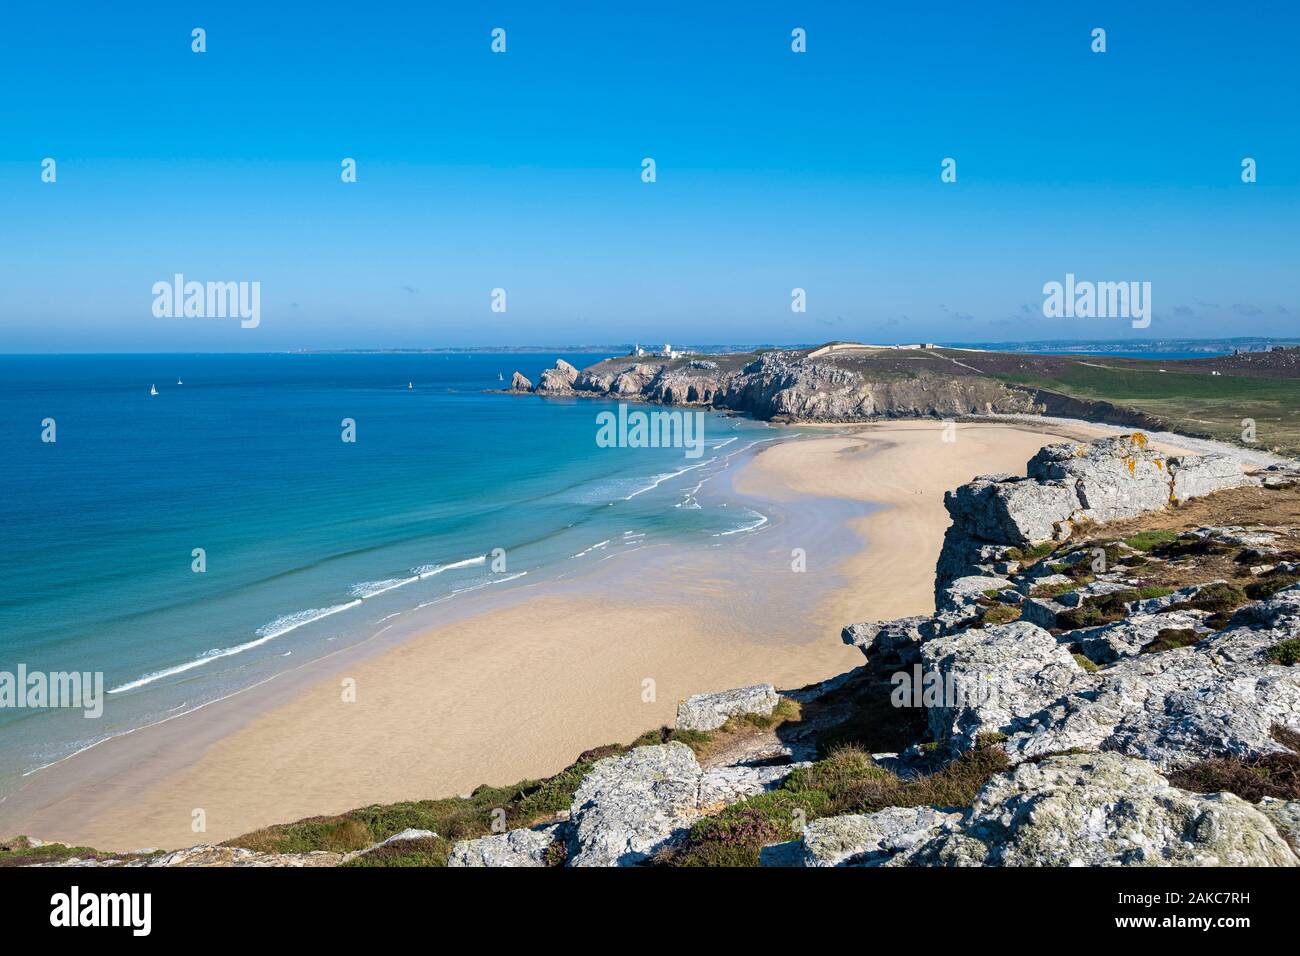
[
  {"left": 624, "top": 458, "right": 714, "bottom": 500},
  {"left": 712, "top": 508, "right": 769, "bottom": 537},
  {"left": 350, "top": 576, "right": 419, "bottom": 599},
  {"left": 108, "top": 600, "right": 363, "bottom": 694},
  {"left": 571, "top": 540, "right": 611, "bottom": 558},
  {"left": 414, "top": 555, "right": 487, "bottom": 578}
]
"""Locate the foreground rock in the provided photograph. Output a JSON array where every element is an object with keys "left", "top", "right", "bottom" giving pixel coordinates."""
[
  {"left": 921, "top": 621, "right": 1094, "bottom": 751},
  {"left": 566, "top": 743, "right": 704, "bottom": 866},
  {"left": 785, "top": 753, "right": 1299, "bottom": 867},
  {"left": 675, "top": 684, "right": 779, "bottom": 731},
  {"left": 909, "top": 754, "right": 1299, "bottom": 866},
  {"left": 799, "top": 807, "right": 961, "bottom": 867},
  {"left": 448, "top": 824, "right": 563, "bottom": 868}
]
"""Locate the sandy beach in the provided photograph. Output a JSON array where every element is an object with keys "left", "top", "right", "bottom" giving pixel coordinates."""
[{"left": 0, "top": 419, "right": 1197, "bottom": 851}]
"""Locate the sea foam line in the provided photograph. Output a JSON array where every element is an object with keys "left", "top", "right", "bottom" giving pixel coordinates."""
[
  {"left": 415, "top": 555, "right": 487, "bottom": 578},
  {"left": 624, "top": 458, "right": 714, "bottom": 500},
  {"left": 110, "top": 554, "right": 490, "bottom": 695},
  {"left": 712, "top": 508, "right": 769, "bottom": 537},
  {"left": 107, "top": 600, "right": 363, "bottom": 694}
]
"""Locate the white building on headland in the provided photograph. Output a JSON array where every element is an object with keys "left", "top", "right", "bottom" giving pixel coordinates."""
[{"left": 628, "top": 342, "right": 684, "bottom": 359}]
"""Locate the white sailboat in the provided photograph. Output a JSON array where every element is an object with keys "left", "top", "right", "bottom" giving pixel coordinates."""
[
  {"left": 149, "top": 384, "right": 158, "bottom": 396},
  {"left": 498, "top": 372, "right": 504, "bottom": 382},
  {"left": 407, "top": 381, "right": 413, "bottom": 390},
  {"left": 177, "top": 378, "right": 183, "bottom": 385}
]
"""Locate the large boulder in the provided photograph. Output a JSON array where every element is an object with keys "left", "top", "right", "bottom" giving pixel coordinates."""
[
  {"left": 1168, "top": 454, "right": 1252, "bottom": 502},
  {"left": 921, "top": 621, "right": 1094, "bottom": 749},
  {"left": 675, "top": 684, "right": 779, "bottom": 731},
  {"left": 448, "top": 824, "right": 563, "bottom": 867},
  {"left": 698, "top": 762, "right": 808, "bottom": 810},
  {"left": 509, "top": 371, "right": 533, "bottom": 391},
  {"left": 567, "top": 743, "right": 703, "bottom": 866},
  {"left": 1026, "top": 435, "right": 1173, "bottom": 522},
  {"left": 943, "top": 476, "right": 1078, "bottom": 546},
  {"left": 904, "top": 753, "right": 1299, "bottom": 867},
  {"left": 536, "top": 359, "right": 580, "bottom": 393},
  {"left": 798, "top": 807, "right": 962, "bottom": 867},
  {"left": 841, "top": 615, "right": 929, "bottom": 666}
]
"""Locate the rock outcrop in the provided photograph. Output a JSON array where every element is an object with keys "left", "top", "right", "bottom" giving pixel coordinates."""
[
  {"left": 936, "top": 434, "right": 1254, "bottom": 599},
  {"left": 566, "top": 743, "right": 705, "bottom": 866},
  {"left": 536, "top": 359, "right": 580, "bottom": 393},
  {"left": 790, "top": 754, "right": 1298, "bottom": 867},
  {"left": 508, "top": 348, "right": 1042, "bottom": 420},
  {"left": 675, "top": 684, "right": 779, "bottom": 731},
  {"left": 448, "top": 824, "right": 562, "bottom": 868}
]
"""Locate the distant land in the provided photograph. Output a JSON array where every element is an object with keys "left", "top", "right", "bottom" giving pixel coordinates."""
[{"left": 294, "top": 337, "right": 1299, "bottom": 356}]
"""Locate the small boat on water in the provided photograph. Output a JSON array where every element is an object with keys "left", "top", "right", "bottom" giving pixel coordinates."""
[
  {"left": 498, "top": 373, "right": 504, "bottom": 382},
  {"left": 177, "top": 378, "right": 183, "bottom": 385},
  {"left": 407, "top": 381, "right": 413, "bottom": 390},
  {"left": 150, "top": 384, "right": 158, "bottom": 396}
]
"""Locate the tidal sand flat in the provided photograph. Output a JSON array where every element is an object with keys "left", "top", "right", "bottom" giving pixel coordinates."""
[{"left": 0, "top": 419, "right": 1119, "bottom": 851}]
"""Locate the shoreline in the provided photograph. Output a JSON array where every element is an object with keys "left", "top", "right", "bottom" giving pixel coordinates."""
[{"left": 0, "top": 418, "right": 1235, "bottom": 851}]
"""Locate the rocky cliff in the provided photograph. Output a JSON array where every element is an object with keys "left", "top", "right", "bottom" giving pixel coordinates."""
[{"left": 512, "top": 350, "right": 1044, "bottom": 421}]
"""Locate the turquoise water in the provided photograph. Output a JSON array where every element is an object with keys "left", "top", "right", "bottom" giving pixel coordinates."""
[{"left": 0, "top": 354, "right": 777, "bottom": 789}]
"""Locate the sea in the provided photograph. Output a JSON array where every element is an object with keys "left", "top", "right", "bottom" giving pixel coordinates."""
[{"left": 0, "top": 353, "right": 780, "bottom": 795}]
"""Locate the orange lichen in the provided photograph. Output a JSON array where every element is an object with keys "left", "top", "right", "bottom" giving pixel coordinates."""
[
  {"left": 1127, "top": 458, "right": 1136, "bottom": 475},
  {"left": 1154, "top": 458, "right": 1164, "bottom": 471},
  {"left": 1131, "top": 432, "right": 1148, "bottom": 448}
]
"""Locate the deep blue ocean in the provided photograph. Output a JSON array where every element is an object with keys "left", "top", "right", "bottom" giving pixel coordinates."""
[{"left": 0, "top": 353, "right": 776, "bottom": 790}]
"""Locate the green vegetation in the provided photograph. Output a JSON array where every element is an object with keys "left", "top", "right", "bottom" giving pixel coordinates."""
[
  {"left": 1135, "top": 585, "right": 1175, "bottom": 600},
  {"left": 1123, "top": 529, "right": 1179, "bottom": 552},
  {"left": 1071, "top": 652, "right": 1100, "bottom": 673},
  {"left": 1246, "top": 573, "right": 1300, "bottom": 602},
  {"left": 1140, "top": 628, "right": 1204, "bottom": 655},
  {"left": 989, "top": 361, "right": 1300, "bottom": 456},
  {"left": 1167, "top": 582, "right": 1249, "bottom": 629},
  {"left": 660, "top": 741, "right": 1009, "bottom": 867},
  {"left": 1265, "top": 638, "right": 1300, "bottom": 667},
  {"left": 1055, "top": 589, "right": 1141, "bottom": 630},
  {"left": 0, "top": 836, "right": 153, "bottom": 868},
  {"left": 1031, "top": 579, "right": 1084, "bottom": 599},
  {"left": 230, "top": 746, "right": 615, "bottom": 865},
  {"left": 979, "top": 603, "right": 1022, "bottom": 626},
  {"left": 1006, "top": 541, "right": 1057, "bottom": 563}
]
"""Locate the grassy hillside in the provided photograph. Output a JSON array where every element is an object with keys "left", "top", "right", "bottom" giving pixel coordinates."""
[{"left": 988, "top": 361, "right": 1300, "bottom": 455}]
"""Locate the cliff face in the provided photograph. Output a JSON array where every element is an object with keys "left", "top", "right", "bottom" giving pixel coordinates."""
[{"left": 518, "top": 350, "right": 1043, "bottom": 421}]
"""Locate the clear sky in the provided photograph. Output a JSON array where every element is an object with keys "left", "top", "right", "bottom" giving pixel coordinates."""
[{"left": 1, "top": 1, "right": 1296, "bottom": 351}]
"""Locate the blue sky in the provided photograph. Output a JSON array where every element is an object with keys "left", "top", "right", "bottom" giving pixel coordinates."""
[{"left": 1, "top": 1, "right": 1296, "bottom": 351}]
